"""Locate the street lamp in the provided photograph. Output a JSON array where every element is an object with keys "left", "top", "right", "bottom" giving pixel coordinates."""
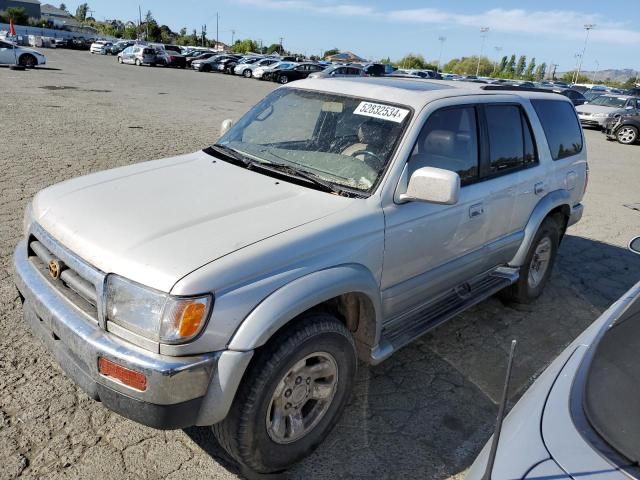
[
  {"left": 592, "top": 60, "right": 600, "bottom": 84},
  {"left": 574, "top": 24, "right": 595, "bottom": 84},
  {"left": 437, "top": 36, "right": 446, "bottom": 73},
  {"left": 476, "top": 27, "right": 489, "bottom": 76}
]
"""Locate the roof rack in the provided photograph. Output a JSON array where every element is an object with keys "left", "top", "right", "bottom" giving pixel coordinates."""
[{"left": 480, "top": 85, "right": 560, "bottom": 93}]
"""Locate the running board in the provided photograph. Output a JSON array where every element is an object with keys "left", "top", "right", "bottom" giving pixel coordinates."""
[{"left": 372, "top": 268, "right": 518, "bottom": 363}]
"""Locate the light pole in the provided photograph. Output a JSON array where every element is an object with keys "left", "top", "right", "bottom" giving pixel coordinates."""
[
  {"left": 574, "top": 24, "right": 595, "bottom": 84},
  {"left": 476, "top": 27, "right": 489, "bottom": 76},
  {"left": 436, "top": 36, "right": 446, "bottom": 73},
  {"left": 571, "top": 53, "right": 582, "bottom": 83}
]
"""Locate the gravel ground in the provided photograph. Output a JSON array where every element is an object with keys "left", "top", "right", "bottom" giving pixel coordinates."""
[{"left": 1, "top": 49, "right": 639, "bottom": 480}]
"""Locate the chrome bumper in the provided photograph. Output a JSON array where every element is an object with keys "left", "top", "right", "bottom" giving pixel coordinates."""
[{"left": 13, "top": 240, "right": 252, "bottom": 427}]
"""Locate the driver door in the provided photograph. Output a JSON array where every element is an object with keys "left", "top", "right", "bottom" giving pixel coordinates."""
[{"left": 381, "top": 105, "right": 489, "bottom": 320}]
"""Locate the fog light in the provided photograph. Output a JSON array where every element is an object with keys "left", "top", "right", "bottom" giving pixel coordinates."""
[{"left": 98, "top": 357, "right": 147, "bottom": 391}]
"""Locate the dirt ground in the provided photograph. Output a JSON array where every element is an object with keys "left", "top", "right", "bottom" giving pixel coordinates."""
[{"left": 1, "top": 49, "right": 639, "bottom": 480}]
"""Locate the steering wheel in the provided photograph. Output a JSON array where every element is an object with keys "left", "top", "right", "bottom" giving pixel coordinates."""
[{"left": 349, "top": 149, "right": 385, "bottom": 171}]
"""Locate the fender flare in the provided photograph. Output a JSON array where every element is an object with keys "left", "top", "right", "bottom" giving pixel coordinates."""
[
  {"left": 227, "top": 264, "right": 382, "bottom": 352},
  {"left": 509, "top": 189, "right": 572, "bottom": 267}
]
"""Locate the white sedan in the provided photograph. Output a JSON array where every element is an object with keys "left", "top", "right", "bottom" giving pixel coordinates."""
[{"left": 0, "top": 39, "right": 46, "bottom": 67}]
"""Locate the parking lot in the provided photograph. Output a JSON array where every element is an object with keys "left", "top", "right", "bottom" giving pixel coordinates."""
[{"left": 1, "top": 49, "right": 639, "bottom": 480}]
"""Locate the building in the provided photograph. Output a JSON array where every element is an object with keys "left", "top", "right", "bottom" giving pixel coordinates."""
[
  {"left": 0, "top": 0, "right": 41, "bottom": 19},
  {"left": 40, "top": 3, "right": 80, "bottom": 28}
]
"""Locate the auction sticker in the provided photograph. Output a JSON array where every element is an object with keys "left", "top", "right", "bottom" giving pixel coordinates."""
[{"left": 354, "top": 102, "right": 409, "bottom": 123}]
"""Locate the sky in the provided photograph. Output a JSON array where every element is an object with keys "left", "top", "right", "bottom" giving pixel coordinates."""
[{"left": 73, "top": 0, "right": 639, "bottom": 73}]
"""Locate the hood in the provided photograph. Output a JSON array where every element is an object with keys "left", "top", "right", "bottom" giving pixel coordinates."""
[
  {"left": 33, "top": 150, "right": 350, "bottom": 292},
  {"left": 576, "top": 104, "right": 621, "bottom": 115}
]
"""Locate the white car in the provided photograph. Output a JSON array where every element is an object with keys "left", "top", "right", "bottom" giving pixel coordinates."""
[
  {"left": 234, "top": 57, "right": 279, "bottom": 78},
  {"left": 90, "top": 41, "right": 113, "bottom": 55},
  {"left": 253, "top": 61, "right": 297, "bottom": 80},
  {"left": 0, "top": 39, "right": 46, "bottom": 67}
]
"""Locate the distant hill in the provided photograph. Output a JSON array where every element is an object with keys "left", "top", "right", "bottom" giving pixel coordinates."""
[{"left": 559, "top": 68, "right": 638, "bottom": 83}]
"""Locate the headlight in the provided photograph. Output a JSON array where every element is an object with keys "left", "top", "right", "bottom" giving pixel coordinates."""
[
  {"left": 23, "top": 202, "right": 33, "bottom": 234},
  {"left": 106, "top": 274, "right": 212, "bottom": 344}
]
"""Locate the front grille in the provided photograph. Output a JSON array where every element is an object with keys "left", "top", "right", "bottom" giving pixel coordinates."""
[{"left": 27, "top": 227, "right": 104, "bottom": 324}]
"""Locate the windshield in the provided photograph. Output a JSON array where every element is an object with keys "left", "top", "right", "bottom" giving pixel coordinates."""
[
  {"left": 589, "top": 96, "right": 628, "bottom": 108},
  {"left": 584, "top": 293, "right": 640, "bottom": 465},
  {"left": 215, "top": 88, "right": 411, "bottom": 193}
]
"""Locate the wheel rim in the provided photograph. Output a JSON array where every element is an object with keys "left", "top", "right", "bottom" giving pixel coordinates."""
[
  {"left": 21, "top": 55, "right": 35, "bottom": 67},
  {"left": 617, "top": 127, "right": 637, "bottom": 144},
  {"left": 244, "top": 70, "right": 251, "bottom": 77},
  {"left": 279, "top": 76, "right": 288, "bottom": 84},
  {"left": 528, "top": 237, "right": 552, "bottom": 289},
  {"left": 266, "top": 352, "right": 338, "bottom": 445}
]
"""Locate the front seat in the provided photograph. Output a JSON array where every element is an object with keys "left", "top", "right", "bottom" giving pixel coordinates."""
[
  {"left": 341, "top": 121, "right": 387, "bottom": 159},
  {"left": 409, "top": 129, "right": 467, "bottom": 175}
]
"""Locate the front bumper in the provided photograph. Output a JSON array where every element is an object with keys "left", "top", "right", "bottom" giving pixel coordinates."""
[
  {"left": 578, "top": 114, "right": 609, "bottom": 128},
  {"left": 13, "top": 240, "right": 250, "bottom": 428},
  {"left": 568, "top": 203, "right": 584, "bottom": 227}
]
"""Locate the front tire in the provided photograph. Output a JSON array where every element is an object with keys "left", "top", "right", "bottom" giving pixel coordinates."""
[
  {"left": 212, "top": 313, "right": 357, "bottom": 473},
  {"left": 243, "top": 69, "right": 252, "bottom": 78},
  {"left": 135, "top": 59, "right": 141, "bottom": 66},
  {"left": 117, "top": 56, "right": 123, "bottom": 64},
  {"left": 616, "top": 125, "right": 638, "bottom": 145},
  {"left": 500, "top": 215, "right": 561, "bottom": 304},
  {"left": 278, "top": 75, "right": 289, "bottom": 84},
  {"left": 19, "top": 54, "right": 37, "bottom": 68}
]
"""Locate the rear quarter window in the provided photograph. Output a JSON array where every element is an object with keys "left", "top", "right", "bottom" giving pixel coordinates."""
[{"left": 531, "top": 99, "right": 583, "bottom": 160}]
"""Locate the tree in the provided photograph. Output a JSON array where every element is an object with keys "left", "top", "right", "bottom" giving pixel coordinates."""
[
  {"left": 266, "top": 43, "right": 281, "bottom": 54},
  {"left": 443, "top": 56, "right": 493, "bottom": 76},
  {"left": 75, "top": 3, "right": 88, "bottom": 21},
  {"left": 123, "top": 25, "right": 137, "bottom": 39},
  {"left": 524, "top": 57, "right": 536, "bottom": 79},
  {"left": 396, "top": 53, "right": 429, "bottom": 70},
  {"left": 232, "top": 39, "right": 259, "bottom": 54},
  {"left": 622, "top": 77, "right": 637, "bottom": 89},
  {"left": 497, "top": 55, "right": 508, "bottom": 74},
  {"left": 6, "top": 7, "right": 28, "bottom": 25},
  {"left": 561, "top": 71, "right": 590, "bottom": 83},
  {"left": 515, "top": 55, "right": 526, "bottom": 78},
  {"left": 506, "top": 54, "right": 516, "bottom": 76},
  {"left": 534, "top": 63, "right": 547, "bottom": 81},
  {"left": 179, "top": 27, "right": 187, "bottom": 37},
  {"left": 59, "top": 3, "right": 67, "bottom": 12},
  {"left": 323, "top": 48, "right": 340, "bottom": 59}
]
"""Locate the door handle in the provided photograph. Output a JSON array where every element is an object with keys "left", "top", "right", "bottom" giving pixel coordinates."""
[
  {"left": 469, "top": 203, "right": 484, "bottom": 218},
  {"left": 534, "top": 182, "right": 546, "bottom": 195}
]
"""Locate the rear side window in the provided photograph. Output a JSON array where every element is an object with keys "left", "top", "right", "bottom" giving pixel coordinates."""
[
  {"left": 485, "top": 105, "right": 538, "bottom": 173},
  {"left": 531, "top": 100, "right": 583, "bottom": 160}
]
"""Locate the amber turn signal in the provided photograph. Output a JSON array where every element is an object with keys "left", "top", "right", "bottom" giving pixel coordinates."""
[{"left": 98, "top": 357, "right": 147, "bottom": 391}]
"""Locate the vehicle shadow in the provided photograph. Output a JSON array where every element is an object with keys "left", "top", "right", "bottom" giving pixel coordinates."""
[{"left": 185, "top": 234, "right": 640, "bottom": 480}]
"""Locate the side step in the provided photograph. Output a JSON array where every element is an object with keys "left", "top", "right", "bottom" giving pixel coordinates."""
[{"left": 377, "top": 268, "right": 518, "bottom": 359}]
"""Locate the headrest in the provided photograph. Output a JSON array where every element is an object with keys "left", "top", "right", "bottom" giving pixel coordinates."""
[
  {"left": 422, "top": 130, "right": 455, "bottom": 157},
  {"left": 358, "top": 122, "right": 387, "bottom": 145}
]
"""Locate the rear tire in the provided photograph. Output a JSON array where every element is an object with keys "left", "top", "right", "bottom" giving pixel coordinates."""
[
  {"left": 212, "top": 312, "right": 357, "bottom": 473},
  {"left": 117, "top": 56, "right": 123, "bottom": 64},
  {"left": 243, "top": 69, "right": 252, "bottom": 78},
  {"left": 135, "top": 59, "right": 141, "bottom": 66},
  {"left": 500, "top": 216, "right": 561, "bottom": 304},
  {"left": 278, "top": 75, "right": 289, "bottom": 84}
]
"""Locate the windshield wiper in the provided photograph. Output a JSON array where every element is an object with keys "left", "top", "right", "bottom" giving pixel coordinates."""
[
  {"left": 259, "top": 161, "right": 355, "bottom": 196},
  {"left": 210, "top": 144, "right": 255, "bottom": 168}
]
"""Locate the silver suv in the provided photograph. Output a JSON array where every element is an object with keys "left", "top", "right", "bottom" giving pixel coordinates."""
[{"left": 14, "top": 78, "right": 586, "bottom": 473}]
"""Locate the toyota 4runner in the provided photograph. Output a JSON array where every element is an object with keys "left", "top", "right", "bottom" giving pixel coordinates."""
[{"left": 14, "top": 78, "right": 586, "bottom": 472}]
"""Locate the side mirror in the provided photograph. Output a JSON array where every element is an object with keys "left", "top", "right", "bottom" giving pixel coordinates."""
[
  {"left": 630, "top": 237, "right": 640, "bottom": 255},
  {"left": 398, "top": 167, "right": 460, "bottom": 205},
  {"left": 220, "top": 118, "right": 234, "bottom": 136}
]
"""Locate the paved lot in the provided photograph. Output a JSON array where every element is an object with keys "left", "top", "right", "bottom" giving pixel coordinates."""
[{"left": 1, "top": 49, "right": 639, "bottom": 480}]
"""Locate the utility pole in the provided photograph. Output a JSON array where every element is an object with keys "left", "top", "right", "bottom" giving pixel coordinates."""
[
  {"left": 201, "top": 24, "right": 206, "bottom": 47},
  {"left": 279, "top": 37, "right": 284, "bottom": 55},
  {"left": 592, "top": 60, "right": 600, "bottom": 83},
  {"left": 574, "top": 24, "right": 595, "bottom": 84},
  {"left": 138, "top": 5, "right": 142, "bottom": 41},
  {"left": 231, "top": 29, "right": 235, "bottom": 46},
  {"left": 476, "top": 27, "right": 489, "bottom": 76},
  {"left": 572, "top": 53, "right": 582, "bottom": 83},
  {"left": 216, "top": 12, "right": 219, "bottom": 51},
  {"left": 493, "top": 46, "right": 503, "bottom": 74},
  {"left": 436, "top": 36, "right": 446, "bottom": 73}
]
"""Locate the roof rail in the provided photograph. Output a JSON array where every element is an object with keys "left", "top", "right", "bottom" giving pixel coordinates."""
[{"left": 480, "top": 85, "right": 560, "bottom": 94}]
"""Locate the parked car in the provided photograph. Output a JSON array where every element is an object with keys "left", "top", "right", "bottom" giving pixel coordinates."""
[
  {"left": 556, "top": 88, "right": 587, "bottom": 106},
  {"left": 90, "top": 41, "right": 113, "bottom": 55},
  {"left": 155, "top": 48, "right": 186, "bottom": 68},
  {"left": 0, "top": 39, "right": 46, "bottom": 67},
  {"left": 234, "top": 57, "right": 279, "bottom": 78},
  {"left": 224, "top": 55, "right": 260, "bottom": 74},
  {"left": 271, "top": 62, "right": 325, "bottom": 84},
  {"left": 583, "top": 89, "right": 605, "bottom": 102},
  {"left": 14, "top": 78, "right": 586, "bottom": 473},
  {"left": 603, "top": 110, "right": 640, "bottom": 145},
  {"left": 192, "top": 54, "right": 240, "bottom": 72},
  {"left": 109, "top": 41, "right": 134, "bottom": 55},
  {"left": 255, "top": 61, "right": 297, "bottom": 80},
  {"left": 307, "top": 64, "right": 364, "bottom": 79},
  {"left": 467, "top": 238, "right": 640, "bottom": 480},
  {"left": 363, "top": 63, "right": 395, "bottom": 76},
  {"left": 576, "top": 94, "right": 640, "bottom": 128},
  {"left": 186, "top": 52, "right": 216, "bottom": 67},
  {"left": 117, "top": 45, "right": 158, "bottom": 66},
  {"left": 627, "top": 87, "right": 640, "bottom": 97}
]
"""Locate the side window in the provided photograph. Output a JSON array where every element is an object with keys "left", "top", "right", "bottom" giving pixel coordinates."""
[
  {"left": 485, "top": 105, "right": 538, "bottom": 173},
  {"left": 408, "top": 106, "right": 479, "bottom": 185},
  {"left": 531, "top": 100, "right": 583, "bottom": 160}
]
